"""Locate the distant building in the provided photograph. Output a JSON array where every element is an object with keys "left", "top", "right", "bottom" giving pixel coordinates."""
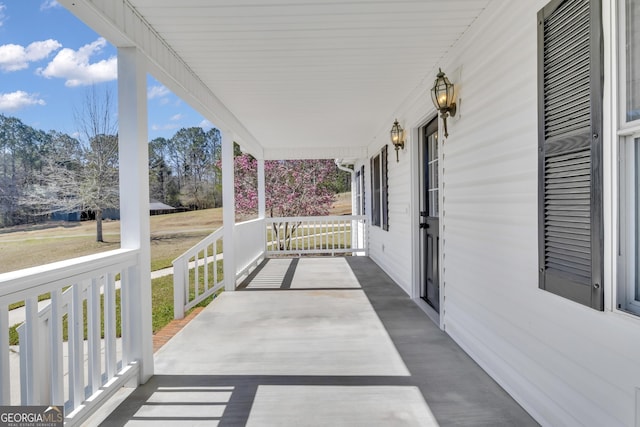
[
  {"left": 50, "top": 200, "right": 177, "bottom": 221},
  {"left": 149, "top": 199, "right": 177, "bottom": 216}
]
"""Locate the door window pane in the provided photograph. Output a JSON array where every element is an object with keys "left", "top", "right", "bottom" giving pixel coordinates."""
[
  {"left": 427, "top": 132, "right": 439, "bottom": 217},
  {"left": 626, "top": 0, "right": 640, "bottom": 121}
]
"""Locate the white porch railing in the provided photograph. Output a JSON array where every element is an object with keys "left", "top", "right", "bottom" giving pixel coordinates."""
[
  {"left": 172, "top": 215, "right": 367, "bottom": 319},
  {"left": 172, "top": 219, "right": 267, "bottom": 320},
  {"left": 0, "top": 249, "right": 141, "bottom": 426},
  {"left": 235, "top": 218, "right": 267, "bottom": 280},
  {"left": 172, "top": 227, "right": 225, "bottom": 320},
  {"left": 266, "top": 215, "right": 367, "bottom": 256}
]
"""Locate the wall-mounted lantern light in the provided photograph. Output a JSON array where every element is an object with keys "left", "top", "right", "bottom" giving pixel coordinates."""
[
  {"left": 430, "top": 68, "right": 457, "bottom": 138},
  {"left": 389, "top": 119, "right": 405, "bottom": 162}
]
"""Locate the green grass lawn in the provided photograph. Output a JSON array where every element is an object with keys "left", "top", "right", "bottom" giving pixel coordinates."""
[
  {"left": 0, "top": 208, "right": 224, "bottom": 274},
  {"left": 2, "top": 194, "right": 351, "bottom": 345},
  {"left": 6, "top": 225, "right": 350, "bottom": 345},
  {"left": 2, "top": 208, "right": 224, "bottom": 339},
  {"left": 8, "top": 271, "right": 222, "bottom": 346}
]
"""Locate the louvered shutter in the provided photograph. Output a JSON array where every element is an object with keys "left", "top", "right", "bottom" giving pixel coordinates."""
[
  {"left": 371, "top": 156, "right": 380, "bottom": 227},
  {"left": 538, "top": 0, "right": 603, "bottom": 310},
  {"left": 382, "top": 145, "right": 389, "bottom": 231}
]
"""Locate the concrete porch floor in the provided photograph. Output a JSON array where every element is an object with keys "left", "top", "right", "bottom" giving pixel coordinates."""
[{"left": 97, "top": 257, "right": 538, "bottom": 426}]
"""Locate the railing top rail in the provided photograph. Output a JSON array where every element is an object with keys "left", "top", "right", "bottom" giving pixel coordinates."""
[
  {"left": 266, "top": 215, "right": 366, "bottom": 222},
  {"left": 0, "top": 248, "right": 139, "bottom": 301},
  {"left": 172, "top": 226, "right": 223, "bottom": 265},
  {"left": 236, "top": 217, "right": 265, "bottom": 227}
]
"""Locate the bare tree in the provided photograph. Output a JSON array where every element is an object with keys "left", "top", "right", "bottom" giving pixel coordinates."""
[
  {"left": 20, "top": 138, "right": 83, "bottom": 218},
  {"left": 75, "top": 86, "right": 119, "bottom": 242}
]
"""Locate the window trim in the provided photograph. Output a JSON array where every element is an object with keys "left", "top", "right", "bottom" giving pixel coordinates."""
[{"left": 618, "top": 138, "right": 640, "bottom": 314}]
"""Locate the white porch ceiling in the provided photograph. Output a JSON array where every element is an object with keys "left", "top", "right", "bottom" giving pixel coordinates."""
[{"left": 72, "top": 0, "right": 493, "bottom": 159}]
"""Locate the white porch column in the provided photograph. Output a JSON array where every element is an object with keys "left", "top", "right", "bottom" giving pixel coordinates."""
[
  {"left": 257, "top": 158, "right": 267, "bottom": 255},
  {"left": 222, "top": 131, "right": 236, "bottom": 291},
  {"left": 117, "top": 47, "right": 153, "bottom": 382},
  {"left": 258, "top": 158, "right": 266, "bottom": 219}
]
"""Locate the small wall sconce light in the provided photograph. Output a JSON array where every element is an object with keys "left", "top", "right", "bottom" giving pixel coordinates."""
[
  {"left": 389, "top": 119, "right": 405, "bottom": 162},
  {"left": 430, "top": 68, "right": 457, "bottom": 138}
]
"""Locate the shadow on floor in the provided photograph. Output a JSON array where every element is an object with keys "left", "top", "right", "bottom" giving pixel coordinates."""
[
  {"left": 99, "top": 374, "right": 424, "bottom": 426},
  {"left": 100, "top": 257, "right": 538, "bottom": 426},
  {"left": 345, "top": 257, "right": 539, "bottom": 427}
]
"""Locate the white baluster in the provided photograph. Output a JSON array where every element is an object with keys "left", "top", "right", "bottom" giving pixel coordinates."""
[
  {"left": 104, "top": 272, "right": 117, "bottom": 380},
  {"left": 69, "top": 282, "right": 85, "bottom": 409},
  {"left": 87, "top": 279, "right": 101, "bottom": 395},
  {"left": 0, "top": 302, "right": 9, "bottom": 404},
  {"left": 121, "top": 267, "right": 131, "bottom": 366},
  {"left": 24, "top": 296, "right": 38, "bottom": 404},
  {"left": 173, "top": 261, "right": 186, "bottom": 320},
  {"left": 50, "top": 290, "right": 64, "bottom": 405}
]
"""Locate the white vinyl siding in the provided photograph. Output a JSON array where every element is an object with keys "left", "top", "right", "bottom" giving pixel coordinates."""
[{"left": 367, "top": 0, "right": 640, "bottom": 425}]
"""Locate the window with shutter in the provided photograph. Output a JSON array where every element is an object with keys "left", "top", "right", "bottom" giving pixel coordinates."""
[
  {"left": 617, "top": 0, "right": 640, "bottom": 316},
  {"left": 537, "top": 0, "right": 603, "bottom": 310},
  {"left": 370, "top": 148, "right": 389, "bottom": 230}
]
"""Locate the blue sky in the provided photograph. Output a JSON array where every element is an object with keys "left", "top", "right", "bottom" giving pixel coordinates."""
[{"left": 0, "top": 1, "right": 212, "bottom": 140}]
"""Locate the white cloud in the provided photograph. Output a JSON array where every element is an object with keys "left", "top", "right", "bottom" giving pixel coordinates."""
[
  {"left": 170, "top": 113, "right": 184, "bottom": 121},
  {"left": 40, "top": 0, "right": 60, "bottom": 11},
  {"left": 0, "top": 4, "right": 6, "bottom": 27},
  {"left": 0, "top": 91, "right": 45, "bottom": 112},
  {"left": 148, "top": 84, "right": 170, "bottom": 100},
  {"left": 0, "top": 39, "right": 61, "bottom": 72},
  {"left": 151, "top": 123, "right": 180, "bottom": 131},
  {"left": 199, "top": 119, "right": 213, "bottom": 129},
  {"left": 38, "top": 38, "right": 117, "bottom": 87}
]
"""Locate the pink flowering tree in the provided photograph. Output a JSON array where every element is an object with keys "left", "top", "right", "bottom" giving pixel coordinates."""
[
  {"left": 234, "top": 155, "right": 337, "bottom": 249},
  {"left": 234, "top": 154, "right": 259, "bottom": 216}
]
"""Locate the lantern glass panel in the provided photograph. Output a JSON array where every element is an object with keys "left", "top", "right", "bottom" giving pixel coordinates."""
[{"left": 390, "top": 122, "right": 403, "bottom": 145}]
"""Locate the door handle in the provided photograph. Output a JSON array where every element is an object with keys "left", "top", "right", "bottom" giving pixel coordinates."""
[{"left": 419, "top": 223, "right": 428, "bottom": 229}]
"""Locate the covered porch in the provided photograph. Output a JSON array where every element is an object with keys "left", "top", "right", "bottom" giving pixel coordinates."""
[
  {"left": 94, "top": 257, "right": 535, "bottom": 426},
  {"left": 5, "top": 0, "right": 637, "bottom": 425}
]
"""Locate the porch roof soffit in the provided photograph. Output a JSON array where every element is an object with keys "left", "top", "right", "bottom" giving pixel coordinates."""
[{"left": 58, "top": 0, "right": 492, "bottom": 161}]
